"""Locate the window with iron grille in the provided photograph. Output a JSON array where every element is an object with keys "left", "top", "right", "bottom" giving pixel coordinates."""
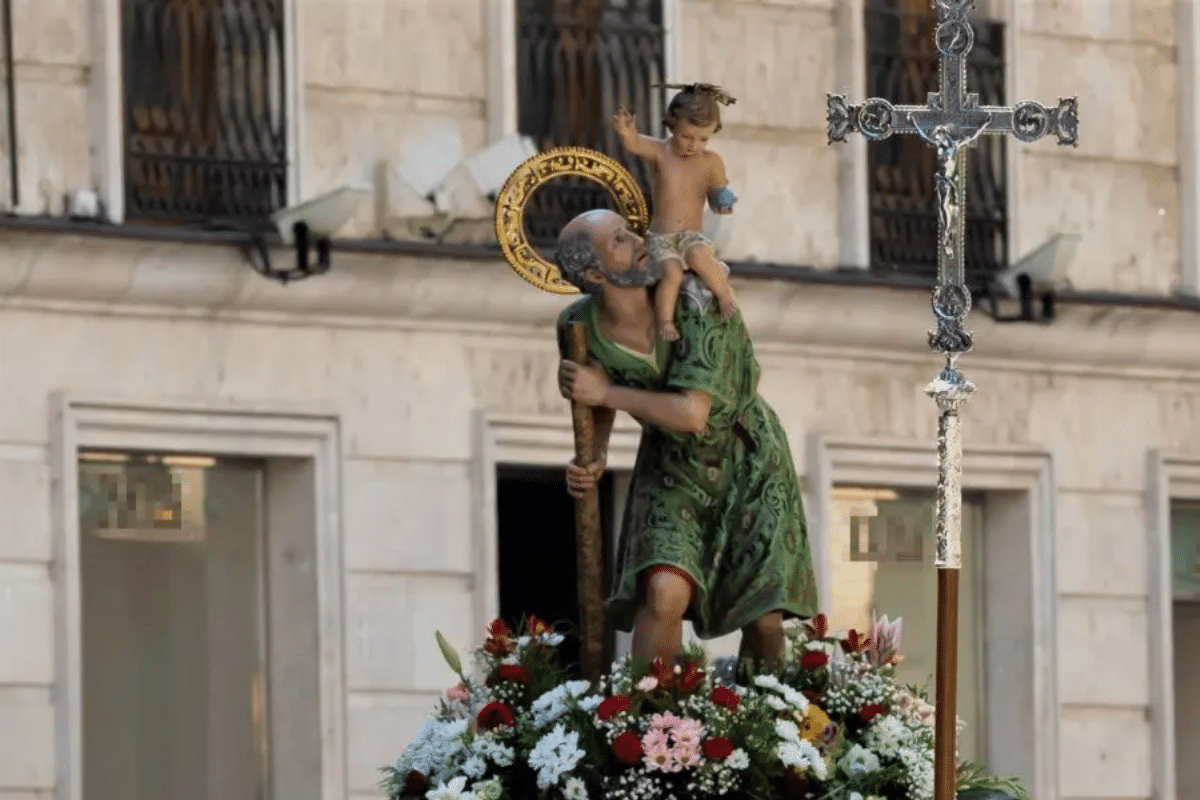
[
  {"left": 865, "top": 0, "right": 1007, "bottom": 288},
  {"left": 516, "top": 0, "right": 665, "bottom": 246},
  {"left": 122, "top": 0, "right": 287, "bottom": 226}
]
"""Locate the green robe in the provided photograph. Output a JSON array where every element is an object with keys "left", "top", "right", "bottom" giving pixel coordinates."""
[{"left": 556, "top": 290, "right": 818, "bottom": 639}]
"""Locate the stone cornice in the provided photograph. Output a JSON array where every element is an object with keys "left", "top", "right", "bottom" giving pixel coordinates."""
[{"left": 1, "top": 229, "right": 1199, "bottom": 379}]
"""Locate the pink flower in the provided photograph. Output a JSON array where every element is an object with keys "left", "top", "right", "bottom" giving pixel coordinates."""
[
  {"left": 641, "top": 728, "right": 670, "bottom": 751},
  {"left": 649, "top": 711, "right": 684, "bottom": 731},
  {"left": 642, "top": 739, "right": 674, "bottom": 772},
  {"left": 867, "top": 613, "right": 904, "bottom": 667},
  {"left": 672, "top": 718, "right": 706, "bottom": 747},
  {"left": 445, "top": 683, "right": 469, "bottom": 702},
  {"left": 674, "top": 745, "right": 703, "bottom": 768}
]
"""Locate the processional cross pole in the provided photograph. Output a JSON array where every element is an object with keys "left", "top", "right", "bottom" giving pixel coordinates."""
[{"left": 825, "top": 2, "right": 1078, "bottom": 798}]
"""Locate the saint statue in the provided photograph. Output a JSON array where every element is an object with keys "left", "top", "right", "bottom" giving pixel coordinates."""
[{"left": 552, "top": 208, "right": 818, "bottom": 671}]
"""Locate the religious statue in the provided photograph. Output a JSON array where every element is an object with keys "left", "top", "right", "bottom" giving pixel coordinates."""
[
  {"left": 552, "top": 207, "right": 818, "bottom": 672},
  {"left": 931, "top": 126, "right": 961, "bottom": 264},
  {"left": 611, "top": 83, "right": 740, "bottom": 342}
]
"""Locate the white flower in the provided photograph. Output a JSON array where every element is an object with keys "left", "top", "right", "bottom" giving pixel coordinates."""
[
  {"left": 753, "top": 674, "right": 809, "bottom": 714},
  {"left": 775, "top": 719, "right": 802, "bottom": 743},
  {"left": 471, "top": 779, "right": 502, "bottom": 800},
  {"left": 850, "top": 793, "right": 865, "bottom": 800},
  {"left": 727, "top": 749, "right": 750, "bottom": 770},
  {"left": 562, "top": 776, "right": 588, "bottom": 800},
  {"left": 897, "top": 745, "right": 934, "bottom": 799},
  {"left": 863, "top": 715, "right": 912, "bottom": 759},
  {"left": 530, "top": 681, "right": 592, "bottom": 729},
  {"left": 635, "top": 676, "right": 659, "bottom": 692},
  {"left": 777, "top": 739, "right": 828, "bottom": 780},
  {"left": 517, "top": 633, "right": 565, "bottom": 647},
  {"left": 780, "top": 685, "right": 809, "bottom": 714},
  {"left": 471, "top": 733, "right": 514, "bottom": 768},
  {"left": 425, "top": 776, "right": 476, "bottom": 800},
  {"left": 753, "top": 674, "right": 783, "bottom": 690},
  {"left": 527, "top": 723, "right": 585, "bottom": 789},
  {"left": 839, "top": 744, "right": 881, "bottom": 778},
  {"left": 395, "top": 719, "right": 469, "bottom": 783},
  {"left": 576, "top": 695, "right": 603, "bottom": 713},
  {"left": 460, "top": 755, "right": 487, "bottom": 779}
]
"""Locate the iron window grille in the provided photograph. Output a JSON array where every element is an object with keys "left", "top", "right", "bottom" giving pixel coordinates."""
[
  {"left": 516, "top": 0, "right": 665, "bottom": 247},
  {"left": 865, "top": 0, "right": 1008, "bottom": 288},
  {"left": 122, "top": 0, "right": 287, "bottom": 227}
]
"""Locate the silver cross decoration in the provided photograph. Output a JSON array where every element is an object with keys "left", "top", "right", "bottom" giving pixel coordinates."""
[{"left": 825, "top": 2, "right": 1077, "bottom": 799}]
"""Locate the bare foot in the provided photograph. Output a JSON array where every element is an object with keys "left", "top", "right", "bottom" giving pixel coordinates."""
[
  {"left": 658, "top": 321, "right": 680, "bottom": 341},
  {"left": 716, "top": 292, "right": 739, "bottom": 321}
]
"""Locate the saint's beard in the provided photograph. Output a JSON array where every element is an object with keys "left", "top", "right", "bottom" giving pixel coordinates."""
[{"left": 602, "top": 258, "right": 661, "bottom": 288}]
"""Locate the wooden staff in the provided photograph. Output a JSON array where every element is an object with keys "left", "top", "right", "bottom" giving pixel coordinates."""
[
  {"left": 934, "top": 569, "right": 959, "bottom": 800},
  {"left": 567, "top": 322, "right": 605, "bottom": 684}
]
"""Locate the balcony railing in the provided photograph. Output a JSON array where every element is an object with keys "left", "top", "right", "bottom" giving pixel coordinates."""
[
  {"left": 865, "top": 1, "right": 1008, "bottom": 287},
  {"left": 516, "top": 0, "right": 665, "bottom": 246},
  {"left": 122, "top": 0, "right": 287, "bottom": 226}
]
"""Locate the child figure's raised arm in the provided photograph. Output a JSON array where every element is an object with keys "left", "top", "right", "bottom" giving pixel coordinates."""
[
  {"left": 612, "top": 108, "right": 661, "bottom": 162},
  {"left": 705, "top": 152, "right": 737, "bottom": 215}
]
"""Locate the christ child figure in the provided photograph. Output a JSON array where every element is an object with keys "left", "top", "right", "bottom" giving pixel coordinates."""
[{"left": 612, "top": 83, "right": 740, "bottom": 341}]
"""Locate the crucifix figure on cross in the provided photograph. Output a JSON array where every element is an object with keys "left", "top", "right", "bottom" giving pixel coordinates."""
[{"left": 826, "top": 2, "right": 1078, "bottom": 800}]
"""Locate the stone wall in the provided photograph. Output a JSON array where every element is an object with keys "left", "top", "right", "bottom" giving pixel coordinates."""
[
  {"left": 1016, "top": 0, "right": 1181, "bottom": 292},
  {"left": 2, "top": 0, "right": 1188, "bottom": 289},
  {"left": 0, "top": 236, "right": 1198, "bottom": 797}
]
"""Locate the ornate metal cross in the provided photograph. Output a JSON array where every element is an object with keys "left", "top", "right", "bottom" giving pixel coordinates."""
[{"left": 825, "top": 2, "right": 1077, "bottom": 798}]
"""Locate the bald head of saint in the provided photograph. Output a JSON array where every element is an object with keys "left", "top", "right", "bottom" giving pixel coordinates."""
[{"left": 554, "top": 210, "right": 657, "bottom": 294}]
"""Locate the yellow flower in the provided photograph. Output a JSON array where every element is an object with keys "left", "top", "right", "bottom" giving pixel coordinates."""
[{"left": 799, "top": 703, "right": 831, "bottom": 743}]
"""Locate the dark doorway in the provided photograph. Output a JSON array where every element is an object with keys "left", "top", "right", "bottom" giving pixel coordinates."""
[{"left": 496, "top": 464, "right": 616, "bottom": 676}]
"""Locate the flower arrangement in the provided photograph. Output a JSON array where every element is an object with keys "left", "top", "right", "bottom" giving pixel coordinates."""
[{"left": 382, "top": 613, "right": 1030, "bottom": 800}]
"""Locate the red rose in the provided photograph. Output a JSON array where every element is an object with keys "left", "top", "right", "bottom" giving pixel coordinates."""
[
  {"left": 710, "top": 685, "right": 740, "bottom": 712},
  {"left": 476, "top": 701, "right": 515, "bottom": 731},
  {"left": 648, "top": 658, "right": 675, "bottom": 690},
  {"left": 800, "top": 651, "right": 829, "bottom": 671},
  {"left": 495, "top": 664, "right": 531, "bottom": 684},
  {"left": 611, "top": 731, "right": 644, "bottom": 766},
  {"left": 858, "top": 703, "right": 887, "bottom": 723},
  {"left": 702, "top": 736, "right": 734, "bottom": 760},
  {"left": 597, "top": 694, "right": 633, "bottom": 721},
  {"left": 679, "top": 663, "right": 705, "bottom": 693},
  {"left": 402, "top": 770, "right": 427, "bottom": 797}
]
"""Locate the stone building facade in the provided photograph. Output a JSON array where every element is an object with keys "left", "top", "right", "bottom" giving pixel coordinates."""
[{"left": 0, "top": 2, "right": 1198, "bottom": 800}]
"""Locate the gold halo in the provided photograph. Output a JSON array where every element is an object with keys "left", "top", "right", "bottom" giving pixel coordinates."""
[{"left": 493, "top": 146, "right": 650, "bottom": 295}]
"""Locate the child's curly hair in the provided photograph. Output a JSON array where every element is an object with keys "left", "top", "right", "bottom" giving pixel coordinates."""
[{"left": 656, "top": 83, "right": 737, "bottom": 134}]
